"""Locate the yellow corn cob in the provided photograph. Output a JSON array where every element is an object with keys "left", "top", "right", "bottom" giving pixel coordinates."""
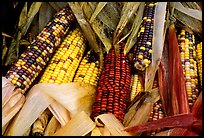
[
  {"left": 31, "top": 28, "right": 86, "bottom": 136},
  {"left": 130, "top": 74, "right": 144, "bottom": 101},
  {"left": 40, "top": 28, "right": 86, "bottom": 84},
  {"left": 73, "top": 50, "right": 101, "bottom": 86},
  {"left": 5, "top": 7, "right": 75, "bottom": 94},
  {"left": 196, "top": 42, "right": 202, "bottom": 88},
  {"left": 177, "top": 29, "right": 199, "bottom": 109}
]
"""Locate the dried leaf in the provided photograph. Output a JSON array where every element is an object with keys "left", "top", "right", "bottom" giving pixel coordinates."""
[
  {"left": 39, "top": 2, "right": 53, "bottom": 31},
  {"left": 174, "top": 2, "right": 202, "bottom": 21},
  {"left": 18, "top": 2, "right": 28, "bottom": 29},
  {"left": 90, "top": 2, "right": 107, "bottom": 23},
  {"left": 44, "top": 116, "right": 61, "bottom": 136},
  {"left": 113, "top": 2, "right": 140, "bottom": 45},
  {"left": 168, "top": 24, "right": 190, "bottom": 115},
  {"left": 124, "top": 113, "right": 194, "bottom": 134},
  {"left": 173, "top": 9, "right": 202, "bottom": 36},
  {"left": 96, "top": 2, "right": 121, "bottom": 30},
  {"left": 48, "top": 2, "right": 60, "bottom": 11},
  {"left": 124, "top": 2, "right": 145, "bottom": 55},
  {"left": 21, "top": 2, "right": 42, "bottom": 36},
  {"left": 68, "top": 2, "right": 100, "bottom": 53},
  {"left": 53, "top": 111, "right": 96, "bottom": 136}
]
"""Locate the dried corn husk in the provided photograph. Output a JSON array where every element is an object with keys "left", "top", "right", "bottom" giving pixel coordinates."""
[
  {"left": 5, "top": 82, "right": 96, "bottom": 136},
  {"left": 53, "top": 111, "right": 96, "bottom": 136},
  {"left": 95, "top": 113, "right": 132, "bottom": 136}
]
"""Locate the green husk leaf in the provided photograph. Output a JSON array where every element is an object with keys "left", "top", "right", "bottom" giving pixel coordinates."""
[
  {"left": 145, "top": 2, "right": 167, "bottom": 92},
  {"left": 68, "top": 2, "right": 100, "bottom": 53},
  {"left": 124, "top": 2, "right": 145, "bottom": 55},
  {"left": 90, "top": 2, "right": 107, "bottom": 23}
]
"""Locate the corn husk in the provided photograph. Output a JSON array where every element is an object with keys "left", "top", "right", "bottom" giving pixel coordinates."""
[
  {"left": 113, "top": 2, "right": 140, "bottom": 45},
  {"left": 48, "top": 101, "right": 70, "bottom": 126},
  {"left": 44, "top": 116, "right": 61, "bottom": 136},
  {"left": 2, "top": 77, "right": 25, "bottom": 131},
  {"left": 53, "top": 111, "right": 96, "bottom": 136},
  {"left": 5, "top": 84, "right": 54, "bottom": 136},
  {"left": 91, "top": 126, "right": 102, "bottom": 136},
  {"left": 89, "top": 2, "right": 107, "bottom": 23},
  {"left": 94, "top": 113, "right": 132, "bottom": 136},
  {"left": 5, "top": 82, "right": 96, "bottom": 136}
]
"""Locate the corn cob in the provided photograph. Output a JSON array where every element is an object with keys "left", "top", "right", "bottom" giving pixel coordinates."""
[
  {"left": 196, "top": 42, "right": 202, "bottom": 88},
  {"left": 177, "top": 29, "right": 199, "bottom": 109},
  {"left": 31, "top": 28, "right": 86, "bottom": 136},
  {"left": 130, "top": 74, "right": 144, "bottom": 101},
  {"left": 5, "top": 7, "right": 75, "bottom": 94},
  {"left": 91, "top": 42, "right": 132, "bottom": 123},
  {"left": 31, "top": 109, "right": 51, "bottom": 136},
  {"left": 133, "top": 2, "right": 156, "bottom": 71},
  {"left": 73, "top": 50, "right": 101, "bottom": 86}
]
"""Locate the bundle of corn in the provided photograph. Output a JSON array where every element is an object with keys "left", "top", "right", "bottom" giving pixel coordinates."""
[
  {"left": 130, "top": 73, "right": 144, "bottom": 101},
  {"left": 73, "top": 50, "right": 102, "bottom": 86},
  {"left": 5, "top": 7, "right": 75, "bottom": 94},
  {"left": 31, "top": 28, "right": 87, "bottom": 136},
  {"left": 133, "top": 2, "right": 156, "bottom": 71},
  {"left": 177, "top": 29, "right": 199, "bottom": 109},
  {"left": 90, "top": 42, "right": 132, "bottom": 123},
  {"left": 196, "top": 42, "right": 202, "bottom": 88}
]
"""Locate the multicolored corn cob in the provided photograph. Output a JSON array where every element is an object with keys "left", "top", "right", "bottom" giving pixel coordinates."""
[
  {"left": 196, "top": 42, "right": 202, "bottom": 88},
  {"left": 5, "top": 7, "right": 75, "bottom": 94},
  {"left": 130, "top": 74, "right": 144, "bottom": 101},
  {"left": 91, "top": 42, "right": 132, "bottom": 123},
  {"left": 73, "top": 50, "right": 101, "bottom": 86},
  {"left": 133, "top": 2, "right": 156, "bottom": 71},
  {"left": 31, "top": 28, "right": 86, "bottom": 136},
  {"left": 177, "top": 29, "right": 199, "bottom": 109}
]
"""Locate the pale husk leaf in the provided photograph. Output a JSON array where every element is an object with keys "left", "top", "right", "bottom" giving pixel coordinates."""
[
  {"left": 48, "top": 101, "right": 71, "bottom": 126},
  {"left": 40, "top": 82, "right": 96, "bottom": 118},
  {"left": 5, "top": 84, "right": 54, "bottom": 136},
  {"left": 95, "top": 113, "right": 132, "bottom": 136},
  {"left": 174, "top": 2, "right": 202, "bottom": 21},
  {"left": 91, "top": 126, "right": 102, "bottom": 136},
  {"left": 44, "top": 116, "right": 61, "bottom": 136},
  {"left": 145, "top": 2, "right": 167, "bottom": 92},
  {"left": 53, "top": 111, "right": 96, "bottom": 136}
]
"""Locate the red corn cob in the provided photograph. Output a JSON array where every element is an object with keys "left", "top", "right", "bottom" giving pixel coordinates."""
[{"left": 91, "top": 42, "right": 132, "bottom": 123}]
